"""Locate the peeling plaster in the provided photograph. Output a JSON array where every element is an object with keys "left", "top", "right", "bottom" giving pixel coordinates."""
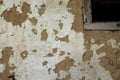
[
  {"left": 0, "top": 0, "right": 117, "bottom": 80},
  {"left": 69, "top": 43, "right": 113, "bottom": 80}
]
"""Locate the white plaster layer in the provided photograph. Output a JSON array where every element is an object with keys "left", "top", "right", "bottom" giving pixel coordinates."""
[
  {"left": 0, "top": 48, "right": 2, "bottom": 59},
  {"left": 0, "top": 64, "right": 5, "bottom": 73}
]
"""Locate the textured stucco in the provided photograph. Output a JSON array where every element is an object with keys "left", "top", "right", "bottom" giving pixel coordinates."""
[{"left": 0, "top": 0, "right": 120, "bottom": 80}]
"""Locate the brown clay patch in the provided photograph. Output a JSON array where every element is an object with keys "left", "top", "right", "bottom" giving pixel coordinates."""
[
  {"left": 41, "top": 29, "right": 48, "bottom": 41},
  {"left": 45, "top": 53, "right": 54, "bottom": 57},
  {"left": 56, "top": 78, "right": 61, "bottom": 80},
  {"left": 54, "top": 57, "right": 75, "bottom": 76},
  {"left": 98, "top": 78, "right": 101, "bottom": 80},
  {"left": 32, "top": 49, "right": 37, "bottom": 53},
  {"left": 48, "top": 68, "right": 51, "bottom": 74},
  {"left": 100, "top": 48, "right": 120, "bottom": 80},
  {"left": 62, "top": 74, "right": 71, "bottom": 80},
  {"left": 67, "top": 0, "right": 83, "bottom": 32},
  {"left": 59, "top": 1, "right": 62, "bottom": 5},
  {"left": 52, "top": 48, "right": 57, "bottom": 53},
  {"left": 0, "top": 77, "right": 3, "bottom": 80},
  {"left": 56, "top": 74, "right": 71, "bottom": 80},
  {"left": 31, "top": 28, "right": 37, "bottom": 35},
  {"left": 1, "top": 3, "right": 30, "bottom": 26},
  {"left": 84, "top": 31, "right": 120, "bottom": 80},
  {"left": 54, "top": 29, "right": 58, "bottom": 35},
  {"left": 59, "top": 22, "right": 63, "bottom": 29},
  {"left": 29, "top": 17, "right": 38, "bottom": 25},
  {"left": 0, "top": 47, "right": 14, "bottom": 80},
  {"left": 20, "top": 50, "right": 28, "bottom": 59},
  {"left": 82, "top": 50, "right": 93, "bottom": 61},
  {"left": 38, "top": 4, "right": 45, "bottom": 16},
  {"left": 0, "top": 0, "right": 3, "bottom": 4},
  {"left": 56, "top": 35, "right": 69, "bottom": 42},
  {"left": 81, "top": 76, "right": 85, "bottom": 80},
  {"left": 42, "top": 61, "right": 48, "bottom": 66},
  {"left": 84, "top": 30, "right": 120, "bottom": 80},
  {"left": 59, "top": 51, "right": 65, "bottom": 56},
  {"left": 21, "top": 2, "right": 31, "bottom": 13}
]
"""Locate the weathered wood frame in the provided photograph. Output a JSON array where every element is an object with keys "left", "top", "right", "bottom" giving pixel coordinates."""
[{"left": 82, "top": 0, "right": 120, "bottom": 30}]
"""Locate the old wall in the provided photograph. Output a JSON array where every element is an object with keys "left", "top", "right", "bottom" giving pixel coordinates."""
[{"left": 0, "top": 0, "right": 120, "bottom": 80}]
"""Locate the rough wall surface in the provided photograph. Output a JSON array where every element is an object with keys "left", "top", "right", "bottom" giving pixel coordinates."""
[{"left": 0, "top": 0, "right": 120, "bottom": 80}]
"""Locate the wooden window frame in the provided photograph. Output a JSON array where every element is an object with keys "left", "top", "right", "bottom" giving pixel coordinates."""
[{"left": 82, "top": 0, "right": 120, "bottom": 30}]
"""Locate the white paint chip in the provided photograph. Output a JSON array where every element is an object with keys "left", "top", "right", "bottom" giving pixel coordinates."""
[
  {"left": 0, "top": 64, "right": 5, "bottom": 73},
  {"left": 90, "top": 38, "right": 95, "bottom": 43},
  {"left": 107, "top": 39, "right": 119, "bottom": 48}
]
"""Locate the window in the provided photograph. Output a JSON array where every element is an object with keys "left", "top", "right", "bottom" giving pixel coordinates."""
[{"left": 83, "top": 0, "right": 120, "bottom": 30}]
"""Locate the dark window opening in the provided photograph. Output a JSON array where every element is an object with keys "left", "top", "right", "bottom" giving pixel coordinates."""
[{"left": 91, "top": 0, "right": 120, "bottom": 22}]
